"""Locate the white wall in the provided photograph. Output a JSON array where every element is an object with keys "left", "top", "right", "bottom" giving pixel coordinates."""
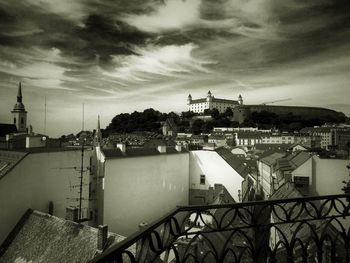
[
  {"left": 292, "top": 158, "right": 312, "bottom": 184},
  {"left": 0, "top": 150, "right": 91, "bottom": 243},
  {"left": 25, "top": 136, "right": 46, "bottom": 148},
  {"left": 103, "top": 153, "right": 189, "bottom": 236},
  {"left": 312, "top": 156, "right": 349, "bottom": 196},
  {"left": 189, "top": 151, "right": 244, "bottom": 202}
]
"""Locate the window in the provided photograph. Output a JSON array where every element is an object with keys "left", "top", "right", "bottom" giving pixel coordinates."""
[
  {"left": 294, "top": 176, "right": 309, "bottom": 187},
  {"left": 14, "top": 117, "right": 16, "bottom": 124},
  {"left": 200, "top": 174, "right": 205, "bottom": 185},
  {"left": 21, "top": 117, "right": 24, "bottom": 124}
]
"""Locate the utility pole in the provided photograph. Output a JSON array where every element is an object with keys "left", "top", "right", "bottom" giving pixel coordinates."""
[
  {"left": 44, "top": 96, "right": 47, "bottom": 135},
  {"left": 78, "top": 138, "right": 85, "bottom": 222}
]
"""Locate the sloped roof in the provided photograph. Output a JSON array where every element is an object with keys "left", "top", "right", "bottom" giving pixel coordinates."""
[
  {"left": 163, "top": 118, "right": 177, "bottom": 129},
  {"left": 254, "top": 143, "right": 292, "bottom": 152},
  {"left": 300, "top": 127, "right": 333, "bottom": 133},
  {"left": 189, "top": 98, "right": 206, "bottom": 104},
  {"left": 216, "top": 148, "right": 251, "bottom": 179},
  {"left": 259, "top": 152, "right": 285, "bottom": 166},
  {"left": 275, "top": 151, "right": 312, "bottom": 173},
  {"left": 0, "top": 124, "right": 17, "bottom": 137},
  {"left": 0, "top": 150, "right": 28, "bottom": 179},
  {"left": 269, "top": 184, "right": 344, "bottom": 261},
  {"left": 0, "top": 210, "right": 125, "bottom": 263},
  {"left": 212, "top": 98, "right": 239, "bottom": 104},
  {"left": 236, "top": 131, "right": 263, "bottom": 139},
  {"left": 102, "top": 146, "right": 188, "bottom": 159}
]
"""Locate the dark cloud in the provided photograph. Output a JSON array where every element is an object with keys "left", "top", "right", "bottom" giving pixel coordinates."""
[{"left": 0, "top": 0, "right": 350, "bottom": 136}]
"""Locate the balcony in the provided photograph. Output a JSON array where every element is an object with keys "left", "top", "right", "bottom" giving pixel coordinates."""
[{"left": 90, "top": 194, "right": 350, "bottom": 263}]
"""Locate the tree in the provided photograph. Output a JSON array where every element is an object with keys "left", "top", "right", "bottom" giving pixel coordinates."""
[
  {"left": 191, "top": 119, "right": 204, "bottom": 135},
  {"left": 224, "top": 107, "right": 233, "bottom": 117},
  {"left": 203, "top": 109, "right": 212, "bottom": 115},
  {"left": 211, "top": 108, "right": 220, "bottom": 119}
]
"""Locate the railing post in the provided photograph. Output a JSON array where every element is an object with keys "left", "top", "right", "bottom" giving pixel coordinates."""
[{"left": 252, "top": 197, "right": 271, "bottom": 263}]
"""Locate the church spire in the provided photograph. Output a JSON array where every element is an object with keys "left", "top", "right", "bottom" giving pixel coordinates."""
[
  {"left": 94, "top": 115, "right": 102, "bottom": 146},
  {"left": 11, "top": 82, "right": 27, "bottom": 132},
  {"left": 17, "top": 82, "right": 22, "bottom": 103}
]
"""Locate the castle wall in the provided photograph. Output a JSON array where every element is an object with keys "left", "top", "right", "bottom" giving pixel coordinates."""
[{"left": 233, "top": 105, "right": 343, "bottom": 124}]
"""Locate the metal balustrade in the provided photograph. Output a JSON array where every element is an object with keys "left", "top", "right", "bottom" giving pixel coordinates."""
[{"left": 90, "top": 194, "right": 350, "bottom": 263}]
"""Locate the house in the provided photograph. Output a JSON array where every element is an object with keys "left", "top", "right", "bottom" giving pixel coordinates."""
[
  {"left": 208, "top": 134, "right": 227, "bottom": 147},
  {"left": 235, "top": 131, "right": 262, "bottom": 149},
  {"left": 189, "top": 149, "right": 246, "bottom": 203},
  {"left": 189, "top": 134, "right": 206, "bottom": 145},
  {"left": 0, "top": 148, "right": 92, "bottom": 244},
  {"left": 91, "top": 143, "right": 189, "bottom": 236},
  {"left": 257, "top": 152, "right": 285, "bottom": 198},
  {"left": 274, "top": 151, "right": 313, "bottom": 196},
  {"left": 300, "top": 126, "right": 343, "bottom": 150},
  {"left": 0, "top": 209, "right": 126, "bottom": 263},
  {"left": 162, "top": 118, "right": 177, "bottom": 137}
]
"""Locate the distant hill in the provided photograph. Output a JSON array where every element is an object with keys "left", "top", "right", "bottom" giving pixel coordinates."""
[{"left": 104, "top": 107, "right": 347, "bottom": 135}]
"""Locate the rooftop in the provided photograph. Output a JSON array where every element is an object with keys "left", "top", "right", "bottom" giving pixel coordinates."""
[
  {"left": 102, "top": 146, "right": 188, "bottom": 159},
  {"left": 0, "top": 148, "right": 86, "bottom": 179},
  {"left": 259, "top": 152, "right": 285, "bottom": 166},
  {"left": 215, "top": 148, "right": 252, "bottom": 179},
  {"left": 0, "top": 124, "right": 17, "bottom": 137},
  {"left": 0, "top": 210, "right": 126, "bottom": 263},
  {"left": 0, "top": 150, "right": 27, "bottom": 179}
]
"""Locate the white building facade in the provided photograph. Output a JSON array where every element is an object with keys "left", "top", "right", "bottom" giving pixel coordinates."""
[{"left": 187, "top": 91, "right": 243, "bottom": 113}]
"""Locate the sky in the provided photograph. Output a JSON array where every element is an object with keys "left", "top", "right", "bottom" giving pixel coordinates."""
[{"left": 0, "top": 0, "right": 350, "bottom": 137}]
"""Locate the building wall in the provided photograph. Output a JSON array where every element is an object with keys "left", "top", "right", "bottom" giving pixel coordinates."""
[
  {"left": 189, "top": 150, "right": 244, "bottom": 202},
  {"left": 258, "top": 161, "right": 273, "bottom": 197},
  {"left": 0, "top": 150, "right": 91, "bottom": 244},
  {"left": 189, "top": 101, "right": 237, "bottom": 113},
  {"left": 25, "top": 136, "right": 46, "bottom": 148},
  {"left": 311, "top": 156, "right": 348, "bottom": 196},
  {"left": 292, "top": 158, "right": 312, "bottom": 184},
  {"left": 103, "top": 153, "right": 189, "bottom": 236},
  {"left": 189, "top": 102, "right": 208, "bottom": 113}
]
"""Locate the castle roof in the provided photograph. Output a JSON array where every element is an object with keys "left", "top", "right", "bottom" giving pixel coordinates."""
[{"left": 189, "top": 97, "right": 239, "bottom": 105}]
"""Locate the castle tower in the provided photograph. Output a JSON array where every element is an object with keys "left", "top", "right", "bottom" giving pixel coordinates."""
[
  {"left": 94, "top": 115, "right": 102, "bottom": 146},
  {"left": 187, "top": 94, "right": 192, "bottom": 106},
  {"left": 206, "top": 90, "right": 213, "bottom": 102},
  {"left": 11, "top": 82, "right": 27, "bottom": 133},
  {"left": 238, "top": 94, "right": 243, "bottom": 105}
]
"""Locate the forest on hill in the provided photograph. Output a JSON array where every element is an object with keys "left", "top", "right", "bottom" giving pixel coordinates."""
[{"left": 104, "top": 108, "right": 347, "bottom": 135}]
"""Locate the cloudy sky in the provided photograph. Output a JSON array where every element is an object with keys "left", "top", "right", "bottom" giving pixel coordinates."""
[{"left": 0, "top": 0, "right": 349, "bottom": 136}]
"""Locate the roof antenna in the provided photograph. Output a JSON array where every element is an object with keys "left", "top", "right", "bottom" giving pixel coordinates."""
[
  {"left": 44, "top": 96, "right": 47, "bottom": 135},
  {"left": 82, "top": 103, "right": 85, "bottom": 132}
]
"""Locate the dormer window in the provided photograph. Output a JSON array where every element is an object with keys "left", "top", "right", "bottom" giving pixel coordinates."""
[{"left": 200, "top": 174, "right": 205, "bottom": 185}]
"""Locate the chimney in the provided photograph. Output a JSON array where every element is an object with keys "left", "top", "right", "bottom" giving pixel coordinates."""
[
  {"left": 97, "top": 225, "right": 108, "bottom": 251},
  {"left": 139, "top": 222, "right": 148, "bottom": 230},
  {"left": 66, "top": 206, "right": 79, "bottom": 222},
  {"left": 116, "top": 143, "right": 126, "bottom": 153},
  {"left": 157, "top": 145, "right": 166, "bottom": 153},
  {"left": 175, "top": 144, "right": 182, "bottom": 152}
]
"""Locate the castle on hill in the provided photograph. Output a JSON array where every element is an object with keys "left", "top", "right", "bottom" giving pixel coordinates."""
[
  {"left": 186, "top": 90, "right": 345, "bottom": 124},
  {"left": 187, "top": 91, "right": 243, "bottom": 114}
]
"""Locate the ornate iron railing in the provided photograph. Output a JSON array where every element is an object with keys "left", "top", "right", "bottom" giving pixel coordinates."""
[{"left": 90, "top": 194, "right": 350, "bottom": 263}]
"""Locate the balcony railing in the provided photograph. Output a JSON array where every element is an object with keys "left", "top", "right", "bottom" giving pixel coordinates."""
[{"left": 90, "top": 194, "right": 350, "bottom": 263}]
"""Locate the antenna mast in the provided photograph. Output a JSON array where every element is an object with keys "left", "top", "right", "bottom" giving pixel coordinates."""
[
  {"left": 44, "top": 96, "right": 47, "bottom": 135},
  {"left": 82, "top": 103, "right": 85, "bottom": 132}
]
